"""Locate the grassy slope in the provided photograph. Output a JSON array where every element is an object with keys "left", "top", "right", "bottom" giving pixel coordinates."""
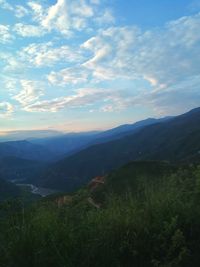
[{"left": 1, "top": 161, "right": 200, "bottom": 266}]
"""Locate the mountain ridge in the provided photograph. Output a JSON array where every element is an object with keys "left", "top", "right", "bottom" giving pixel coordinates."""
[{"left": 39, "top": 107, "right": 200, "bottom": 191}]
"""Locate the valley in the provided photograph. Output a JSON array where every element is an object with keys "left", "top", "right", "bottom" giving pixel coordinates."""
[
  {"left": 15, "top": 183, "right": 57, "bottom": 197},
  {"left": 1, "top": 2, "right": 200, "bottom": 265},
  {"left": 0, "top": 107, "right": 200, "bottom": 267}
]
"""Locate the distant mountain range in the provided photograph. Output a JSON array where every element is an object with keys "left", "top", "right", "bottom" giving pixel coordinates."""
[
  {"left": 0, "top": 130, "right": 63, "bottom": 142},
  {"left": 0, "top": 107, "right": 199, "bottom": 192},
  {"left": 39, "top": 107, "right": 200, "bottom": 191},
  {"left": 31, "top": 131, "right": 101, "bottom": 157},
  {"left": 0, "top": 116, "right": 171, "bottom": 164},
  {"left": 30, "top": 117, "right": 172, "bottom": 157},
  {"left": 0, "top": 116, "right": 170, "bottom": 185},
  {"left": 0, "top": 140, "right": 55, "bottom": 162}
]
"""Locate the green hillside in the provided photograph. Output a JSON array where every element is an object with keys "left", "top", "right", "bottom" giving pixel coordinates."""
[{"left": 1, "top": 161, "right": 200, "bottom": 266}]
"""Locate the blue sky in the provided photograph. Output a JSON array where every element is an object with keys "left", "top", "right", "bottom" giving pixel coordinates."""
[{"left": 0, "top": 0, "right": 200, "bottom": 132}]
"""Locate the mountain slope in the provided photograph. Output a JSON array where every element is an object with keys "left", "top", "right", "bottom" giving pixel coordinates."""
[
  {"left": 31, "top": 131, "right": 100, "bottom": 157},
  {"left": 91, "top": 116, "right": 173, "bottom": 145},
  {"left": 40, "top": 107, "right": 200, "bottom": 190},
  {"left": 0, "top": 130, "right": 62, "bottom": 142},
  {"left": 30, "top": 117, "right": 171, "bottom": 157},
  {"left": 2, "top": 161, "right": 200, "bottom": 266},
  {"left": 90, "top": 161, "right": 176, "bottom": 203},
  {"left": 0, "top": 157, "right": 47, "bottom": 182},
  {"left": 0, "top": 140, "right": 56, "bottom": 162},
  {"left": 0, "top": 177, "right": 21, "bottom": 202}
]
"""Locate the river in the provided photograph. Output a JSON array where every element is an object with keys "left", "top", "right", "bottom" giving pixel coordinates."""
[{"left": 13, "top": 182, "right": 57, "bottom": 197}]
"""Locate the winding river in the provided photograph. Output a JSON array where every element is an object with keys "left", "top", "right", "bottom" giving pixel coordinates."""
[{"left": 13, "top": 181, "right": 57, "bottom": 197}]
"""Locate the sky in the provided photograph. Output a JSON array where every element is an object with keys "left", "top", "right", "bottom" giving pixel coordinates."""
[{"left": 0, "top": 0, "right": 200, "bottom": 132}]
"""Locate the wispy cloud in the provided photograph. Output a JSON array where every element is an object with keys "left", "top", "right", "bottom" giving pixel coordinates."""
[
  {"left": 24, "top": 88, "right": 113, "bottom": 112},
  {"left": 0, "top": 0, "right": 13, "bottom": 11},
  {"left": 15, "top": 5, "right": 29, "bottom": 18},
  {"left": 0, "top": 102, "right": 14, "bottom": 118},
  {"left": 13, "top": 80, "right": 44, "bottom": 106},
  {"left": 79, "top": 13, "right": 200, "bottom": 114},
  {"left": 40, "top": 0, "right": 94, "bottom": 35},
  {"left": 0, "top": 0, "right": 200, "bottom": 127},
  {"left": 0, "top": 24, "right": 13, "bottom": 43},
  {"left": 14, "top": 23, "right": 44, "bottom": 37},
  {"left": 27, "top": 0, "right": 113, "bottom": 37},
  {"left": 82, "top": 13, "right": 200, "bottom": 87},
  {"left": 47, "top": 67, "right": 88, "bottom": 86},
  {"left": 19, "top": 42, "right": 83, "bottom": 67},
  {"left": 0, "top": 1, "right": 29, "bottom": 18}
]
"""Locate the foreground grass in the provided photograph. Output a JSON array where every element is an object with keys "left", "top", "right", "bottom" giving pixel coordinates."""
[{"left": 0, "top": 162, "right": 200, "bottom": 267}]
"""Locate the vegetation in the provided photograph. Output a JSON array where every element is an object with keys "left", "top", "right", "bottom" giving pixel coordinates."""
[{"left": 0, "top": 161, "right": 200, "bottom": 266}]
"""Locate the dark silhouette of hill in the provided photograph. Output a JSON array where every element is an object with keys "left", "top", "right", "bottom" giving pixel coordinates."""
[{"left": 40, "top": 107, "right": 200, "bottom": 191}]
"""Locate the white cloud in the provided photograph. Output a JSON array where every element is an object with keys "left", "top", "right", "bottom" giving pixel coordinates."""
[
  {"left": 0, "top": 0, "right": 13, "bottom": 11},
  {"left": 28, "top": 0, "right": 111, "bottom": 36},
  {"left": 100, "top": 75, "right": 200, "bottom": 116},
  {"left": 0, "top": 102, "right": 14, "bottom": 118},
  {"left": 47, "top": 67, "right": 88, "bottom": 86},
  {"left": 82, "top": 13, "right": 200, "bottom": 88},
  {"left": 14, "top": 23, "right": 44, "bottom": 37},
  {"left": 23, "top": 86, "right": 134, "bottom": 114},
  {"left": 0, "top": 0, "right": 115, "bottom": 41},
  {"left": 0, "top": 1, "right": 29, "bottom": 18},
  {"left": 145, "top": 75, "right": 200, "bottom": 115},
  {"left": 15, "top": 5, "right": 29, "bottom": 18},
  {"left": 13, "top": 80, "right": 44, "bottom": 106},
  {"left": 40, "top": 0, "right": 94, "bottom": 35},
  {"left": 28, "top": 1, "right": 44, "bottom": 20},
  {"left": 1, "top": 52, "right": 26, "bottom": 72},
  {"left": 95, "top": 9, "right": 115, "bottom": 25},
  {"left": 1, "top": 4, "right": 200, "bottom": 118},
  {"left": 19, "top": 42, "right": 82, "bottom": 67},
  {"left": 82, "top": 26, "right": 141, "bottom": 80},
  {"left": 24, "top": 88, "right": 111, "bottom": 112},
  {"left": 3, "top": 77, "right": 18, "bottom": 93},
  {"left": 0, "top": 24, "right": 13, "bottom": 43}
]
